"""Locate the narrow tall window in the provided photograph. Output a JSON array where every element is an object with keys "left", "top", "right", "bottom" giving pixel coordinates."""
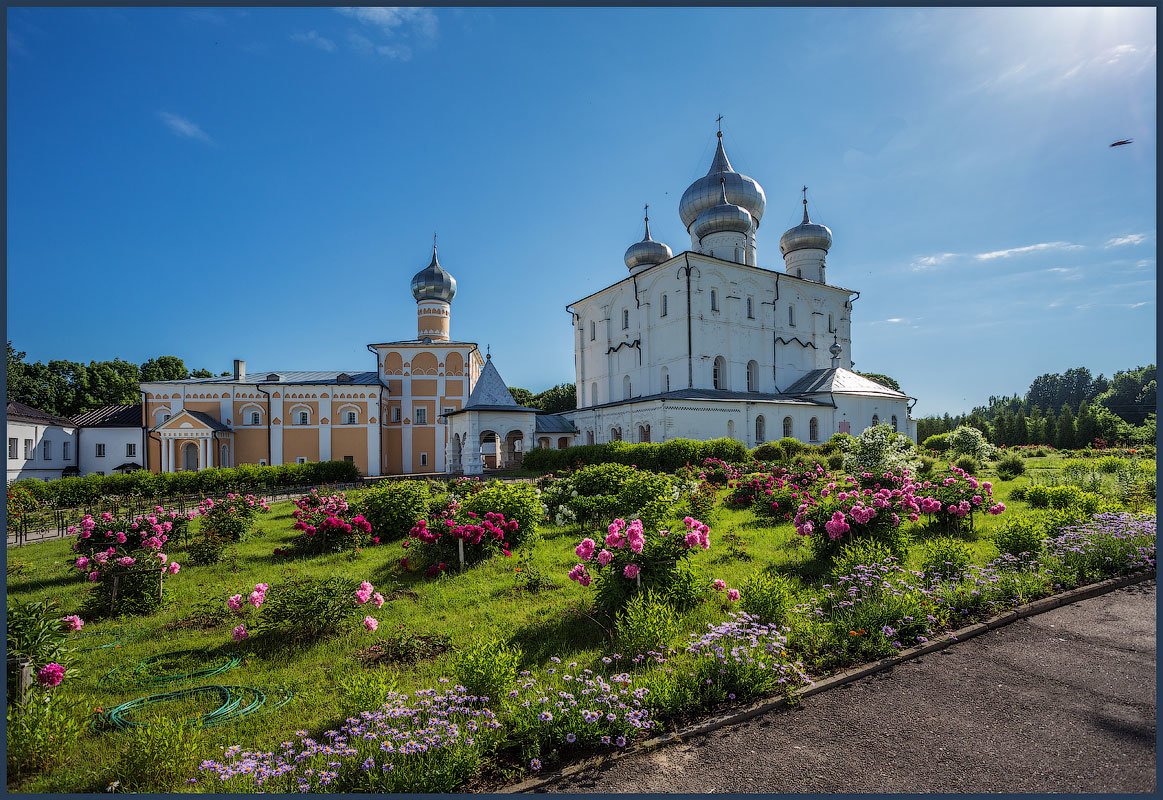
[
  {"left": 126, "top": 443, "right": 136, "bottom": 458},
  {"left": 623, "top": 375, "right": 632, "bottom": 400},
  {"left": 587, "top": 431, "right": 594, "bottom": 445},
  {"left": 420, "top": 452, "right": 428, "bottom": 467},
  {"left": 298, "top": 411, "right": 308, "bottom": 425},
  {"left": 591, "top": 383, "right": 598, "bottom": 406},
  {"left": 391, "top": 407, "right": 401, "bottom": 423},
  {"left": 590, "top": 320, "right": 596, "bottom": 340},
  {"left": 756, "top": 415, "right": 766, "bottom": 443},
  {"left": 746, "top": 297, "right": 754, "bottom": 319},
  {"left": 24, "top": 439, "right": 33, "bottom": 458},
  {"left": 9, "top": 438, "right": 19, "bottom": 459},
  {"left": 62, "top": 441, "right": 71, "bottom": 461},
  {"left": 662, "top": 367, "right": 670, "bottom": 392},
  {"left": 713, "top": 356, "right": 726, "bottom": 390},
  {"left": 872, "top": 414, "right": 880, "bottom": 427},
  {"left": 783, "top": 417, "right": 793, "bottom": 438},
  {"left": 711, "top": 289, "right": 718, "bottom": 312},
  {"left": 661, "top": 294, "right": 668, "bottom": 317},
  {"left": 810, "top": 417, "right": 819, "bottom": 442},
  {"left": 622, "top": 309, "right": 629, "bottom": 329},
  {"left": 251, "top": 412, "right": 260, "bottom": 425},
  {"left": 828, "top": 313, "right": 835, "bottom": 333},
  {"left": 788, "top": 305, "right": 796, "bottom": 327},
  {"left": 747, "top": 360, "right": 758, "bottom": 392},
  {"left": 43, "top": 440, "right": 52, "bottom": 460},
  {"left": 415, "top": 407, "right": 427, "bottom": 424},
  {"left": 892, "top": 415, "right": 898, "bottom": 432},
  {"left": 96, "top": 443, "right": 106, "bottom": 458}
]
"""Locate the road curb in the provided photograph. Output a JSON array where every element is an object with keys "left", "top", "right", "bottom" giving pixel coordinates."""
[{"left": 499, "top": 569, "right": 1156, "bottom": 794}]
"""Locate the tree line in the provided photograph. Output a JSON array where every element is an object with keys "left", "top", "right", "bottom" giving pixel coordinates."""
[
  {"left": 507, "top": 383, "right": 578, "bottom": 414},
  {"left": 6, "top": 342, "right": 227, "bottom": 418},
  {"left": 917, "top": 364, "right": 1156, "bottom": 448}
]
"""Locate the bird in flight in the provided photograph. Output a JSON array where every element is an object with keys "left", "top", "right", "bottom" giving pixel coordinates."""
[{"left": 1110, "top": 139, "right": 1134, "bottom": 147}]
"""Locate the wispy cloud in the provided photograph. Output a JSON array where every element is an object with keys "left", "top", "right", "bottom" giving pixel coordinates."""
[
  {"left": 1044, "top": 267, "right": 1084, "bottom": 280},
  {"left": 910, "top": 252, "right": 958, "bottom": 271},
  {"left": 291, "top": 31, "right": 335, "bottom": 52},
  {"left": 975, "top": 241, "right": 1083, "bottom": 260},
  {"left": 1135, "top": 259, "right": 1154, "bottom": 268},
  {"left": 158, "top": 112, "right": 212, "bottom": 144},
  {"left": 335, "top": 7, "right": 438, "bottom": 60},
  {"left": 1105, "top": 233, "right": 1149, "bottom": 248}
]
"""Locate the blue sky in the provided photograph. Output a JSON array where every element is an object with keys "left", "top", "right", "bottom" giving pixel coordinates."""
[{"left": 6, "top": 6, "right": 1156, "bottom": 416}]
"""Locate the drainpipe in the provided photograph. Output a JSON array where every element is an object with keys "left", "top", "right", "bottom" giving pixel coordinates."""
[
  {"left": 139, "top": 390, "right": 149, "bottom": 472},
  {"left": 255, "top": 384, "right": 272, "bottom": 466},
  {"left": 682, "top": 253, "right": 694, "bottom": 389},
  {"left": 367, "top": 344, "right": 385, "bottom": 476},
  {"left": 772, "top": 272, "right": 782, "bottom": 394}
]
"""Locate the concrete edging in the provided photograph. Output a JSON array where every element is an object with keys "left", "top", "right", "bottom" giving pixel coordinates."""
[{"left": 499, "top": 568, "right": 1156, "bottom": 794}]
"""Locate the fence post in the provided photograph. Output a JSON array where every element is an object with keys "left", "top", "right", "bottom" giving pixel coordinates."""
[
  {"left": 110, "top": 573, "right": 121, "bottom": 616},
  {"left": 7, "top": 656, "right": 34, "bottom": 704}
]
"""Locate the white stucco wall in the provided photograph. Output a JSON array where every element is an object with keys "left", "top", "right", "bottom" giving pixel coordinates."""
[
  {"left": 78, "top": 427, "right": 145, "bottom": 475},
  {"left": 6, "top": 420, "right": 77, "bottom": 483}
]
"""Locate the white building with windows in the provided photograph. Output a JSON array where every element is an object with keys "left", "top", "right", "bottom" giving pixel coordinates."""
[
  {"left": 557, "top": 130, "right": 917, "bottom": 448},
  {"left": 70, "top": 405, "right": 147, "bottom": 476},
  {"left": 6, "top": 401, "right": 79, "bottom": 482}
]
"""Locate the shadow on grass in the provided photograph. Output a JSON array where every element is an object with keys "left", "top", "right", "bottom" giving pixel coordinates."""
[
  {"left": 6, "top": 572, "right": 87, "bottom": 594},
  {"left": 508, "top": 610, "right": 610, "bottom": 666},
  {"left": 774, "top": 554, "right": 831, "bottom": 584}
]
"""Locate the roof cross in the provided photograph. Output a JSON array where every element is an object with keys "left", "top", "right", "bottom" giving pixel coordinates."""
[{"left": 716, "top": 114, "right": 724, "bottom": 135}]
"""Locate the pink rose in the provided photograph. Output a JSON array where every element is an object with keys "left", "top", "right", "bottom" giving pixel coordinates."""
[
  {"left": 373, "top": 592, "right": 385, "bottom": 609},
  {"left": 623, "top": 564, "right": 640, "bottom": 579},
  {"left": 36, "top": 662, "right": 65, "bottom": 687},
  {"left": 363, "top": 616, "right": 379, "bottom": 632},
  {"left": 726, "top": 589, "right": 740, "bottom": 602},
  {"left": 596, "top": 549, "right": 613, "bottom": 567},
  {"left": 232, "top": 625, "right": 248, "bottom": 642},
  {"left": 228, "top": 594, "right": 243, "bottom": 611},
  {"left": 61, "top": 615, "right": 84, "bottom": 632},
  {"left": 167, "top": 562, "right": 180, "bottom": 574}
]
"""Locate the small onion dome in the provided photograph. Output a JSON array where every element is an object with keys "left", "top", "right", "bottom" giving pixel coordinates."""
[
  {"left": 624, "top": 211, "right": 673, "bottom": 270},
  {"left": 679, "top": 132, "right": 766, "bottom": 231},
  {"left": 411, "top": 244, "right": 457, "bottom": 303},
  {"left": 779, "top": 202, "right": 833, "bottom": 256},
  {"left": 693, "top": 179, "right": 753, "bottom": 240},
  {"left": 829, "top": 340, "right": 843, "bottom": 358}
]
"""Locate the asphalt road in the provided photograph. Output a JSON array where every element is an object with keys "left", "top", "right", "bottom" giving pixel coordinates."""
[{"left": 546, "top": 581, "right": 1157, "bottom": 794}]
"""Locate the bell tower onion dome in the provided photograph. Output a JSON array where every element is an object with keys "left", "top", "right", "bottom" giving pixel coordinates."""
[
  {"left": 779, "top": 190, "right": 833, "bottom": 256},
  {"left": 693, "top": 178, "right": 753, "bottom": 240},
  {"left": 412, "top": 237, "right": 456, "bottom": 341},
  {"left": 624, "top": 205, "right": 673, "bottom": 271},
  {"left": 679, "top": 130, "right": 766, "bottom": 232}
]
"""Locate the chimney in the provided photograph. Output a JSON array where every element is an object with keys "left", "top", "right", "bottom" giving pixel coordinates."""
[{"left": 233, "top": 359, "right": 246, "bottom": 381}]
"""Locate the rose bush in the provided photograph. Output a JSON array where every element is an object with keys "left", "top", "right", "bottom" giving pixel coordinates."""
[{"left": 290, "top": 491, "right": 373, "bottom": 554}]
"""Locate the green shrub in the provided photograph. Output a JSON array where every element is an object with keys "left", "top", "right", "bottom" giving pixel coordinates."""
[
  {"left": 362, "top": 481, "right": 431, "bottom": 542},
  {"left": 740, "top": 570, "right": 797, "bottom": 626},
  {"left": 1025, "top": 485, "right": 1050, "bottom": 507},
  {"left": 186, "top": 531, "right": 230, "bottom": 566},
  {"left": 6, "top": 600, "right": 70, "bottom": 676},
  {"left": 337, "top": 667, "right": 399, "bottom": 715},
  {"left": 819, "top": 432, "right": 854, "bottom": 455},
  {"left": 115, "top": 716, "right": 201, "bottom": 792},
  {"left": 688, "top": 481, "right": 718, "bottom": 519},
  {"left": 453, "top": 637, "right": 520, "bottom": 703},
  {"left": 993, "top": 514, "right": 1046, "bottom": 558},
  {"left": 828, "top": 539, "right": 896, "bottom": 579},
  {"left": 922, "top": 433, "right": 951, "bottom": 452},
  {"left": 776, "top": 437, "right": 805, "bottom": 460},
  {"left": 947, "top": 426, "right": 994, "bottom": 460},
  {"left": 251, "top": 577, "right": 365, "bottom": 643},
  {"left": 996, "top": 454, "right": 1026, "bottom": 481},
  {"left": 953, "top": 455, "right": 979, "bottom": 474},
  {"left": 827, "top": 452, "right": 845, "bottom": 470},
  {"left": 1095, "top": 455, "right": 1126, "bottom": 474},
  {"left": 751, "top": 442, "right": 784, "bottom": 463},
  {"left": 521, "top": 437, "right": 746, "bottom": 474},
  {"left": 921, "top": 537, "right": 973, "bottom": 579},
  {"left": 1009, "top": 485, "right": 1028, "bottom": 501},
  {"left": 461, "top": 482, "right": 541, "bottom": 547},
  {"left": 1045, "top": 485, "right": 1084, "bottom": 509},
  {"left": 616, "top": 590, "right": 679, "bottom": 657},
  {"left": 6, "top": 691, "right": 85, "bottom": 781},
  {"left": 916, "top": 455, "right": 937, "bottom": 476},
  {"left": 843, "top": 424, "right": 919, "bottom": 475}
]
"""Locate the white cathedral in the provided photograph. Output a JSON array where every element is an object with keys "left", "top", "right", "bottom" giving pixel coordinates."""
[{"left": 444, "top": 130, "right": 917, "bottom": 474}]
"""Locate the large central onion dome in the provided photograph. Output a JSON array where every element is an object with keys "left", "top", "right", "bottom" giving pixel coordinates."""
[
  {"left": 679, "top": 132, "right": 766, "bottom": 232},
  {"left": 693, "top": 178, "right": 753, "bottom": 240},
  {"left": 624, "top": 208, "right": 673, "bottom": 270},
  {"left": 779, "top": 200, "right": 833, "bottom": 256},
  {"left": 411, "top": 244, "right": 457, "bottom": 303}
]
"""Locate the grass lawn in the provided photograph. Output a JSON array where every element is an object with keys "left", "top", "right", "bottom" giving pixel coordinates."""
[{"left": 4, "top": 455, "right": 1151, "bottom": 792}]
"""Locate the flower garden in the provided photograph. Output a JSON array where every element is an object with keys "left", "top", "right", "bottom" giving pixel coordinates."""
[{"left": 5, "top": 428, "right": 1156, "bottom": 793}]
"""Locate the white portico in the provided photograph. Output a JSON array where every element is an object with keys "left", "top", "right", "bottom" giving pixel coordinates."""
[{"left": 154, "top": 409, "right": 234, "bottom": 472}]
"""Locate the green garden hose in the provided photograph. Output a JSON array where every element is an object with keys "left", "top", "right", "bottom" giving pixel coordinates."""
[
  {"left": 74, "top": 628, "right": 148, "bottom": 653},
  {"left": 97, "top": 649, "right": 242, "bottom": 689},
  {"left": 100, "top": 684, "right": 293, "bottom": 730}
]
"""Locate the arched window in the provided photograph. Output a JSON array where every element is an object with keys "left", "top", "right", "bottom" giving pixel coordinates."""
[
  {"left": 735, "top": 246, "right": 741, "bottom": 262},
  {"left": 746, "top": 296, "right": 754, "bottom": 319},
  {"left": 661, "top": 294, "right": 668, "bottom": 317},
  {"left": 727, "top": 419, "right": 735, "bottom": 439},
  {"left": 828, "top": 313, "right": 835, "bottom": 333},
  {"left": 788, "top": 304, "right": 796, "bottom": 327},
  {"left": 872, "top": 414, "right": 880, "bottom": 427},
  {"left": 783, "top": 416, "right": 793, "bottom": 438},
  {"left": 250, "top": 411, "right": 260, "bottom": 425},
  {"left": 586, "top": 430, "right": 595, "bottom": 445},
  {"left": 590, "top": 320, "right": 596, "bottom": 341},
  {"left": 755, "top": 415, "right": 766, "bottom": 443},
  {"left": 891, "top": 415, "right": 898, "bottom": 432},
  {"left": 810, "top": 417, "right": 819, "bottom": 442},
  {"left": 298, "top": 411, "right": 309, "bottom": 425},
  {"left": 220, "top": 444, "right": 229, "bottom": 466},
  {"left": 661, "top": 366, "right": 670, "bottom": 392},
  {"left": 710, "top": 288, "right": 719, "bottom": 312},
  {"left": 611, "top": 427, "right": 622, "bottom": 442},
  {"left": 713, "top": 356, "right": 726, "bottom": 390},
  {"left": 591, "top": 382, "right": 598, "bottom": 406},
  {"left": 622, "top": 309, "right": 629, "bottom": 329},
  {"left": 623, "top": 375, "right": 632, "bottom": 400},
  {"left": 746, "top": 360, "right": 758, "bottom": 392}
]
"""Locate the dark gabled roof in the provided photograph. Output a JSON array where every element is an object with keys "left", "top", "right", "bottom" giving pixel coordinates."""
[
  {"left": 575, "top": 388, "right": 835, "bottom": 413},
  {"left": 142, "top": 371, "right": 381, "bottom": 386},
  {"left": 535, "top": 415, "right": 578, "bottom": 433},
  {"left": 71, "top": 404, "right": 142, "bottom": 428},
  {"left": 783, "top": 368, "right": 911, "bottom": 399},
  {"left": 155, "top": 409, "right": 232, "bottom": 432},
  {"left": 6, "top": 401, "right": 76, "bottom": 427},
  {"left": 112, "top": 462, "right": 143, "bottom": 472}
]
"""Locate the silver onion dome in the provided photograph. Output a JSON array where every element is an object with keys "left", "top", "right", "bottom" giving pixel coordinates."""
[
  {"left": 693, "top": 179, "right": 753, "bottom": 240},
  {"left": 624, "top": 210, "right": 673, "bottom": 270},
  {"left": 411, "top": 244, "right": 457, "bottom": 303},
  {"left": 779, "top": 199, "right": 833, "bottom": 256},
  {"left": 679, "top": 132, "right": 766, "bottom": 231}
]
